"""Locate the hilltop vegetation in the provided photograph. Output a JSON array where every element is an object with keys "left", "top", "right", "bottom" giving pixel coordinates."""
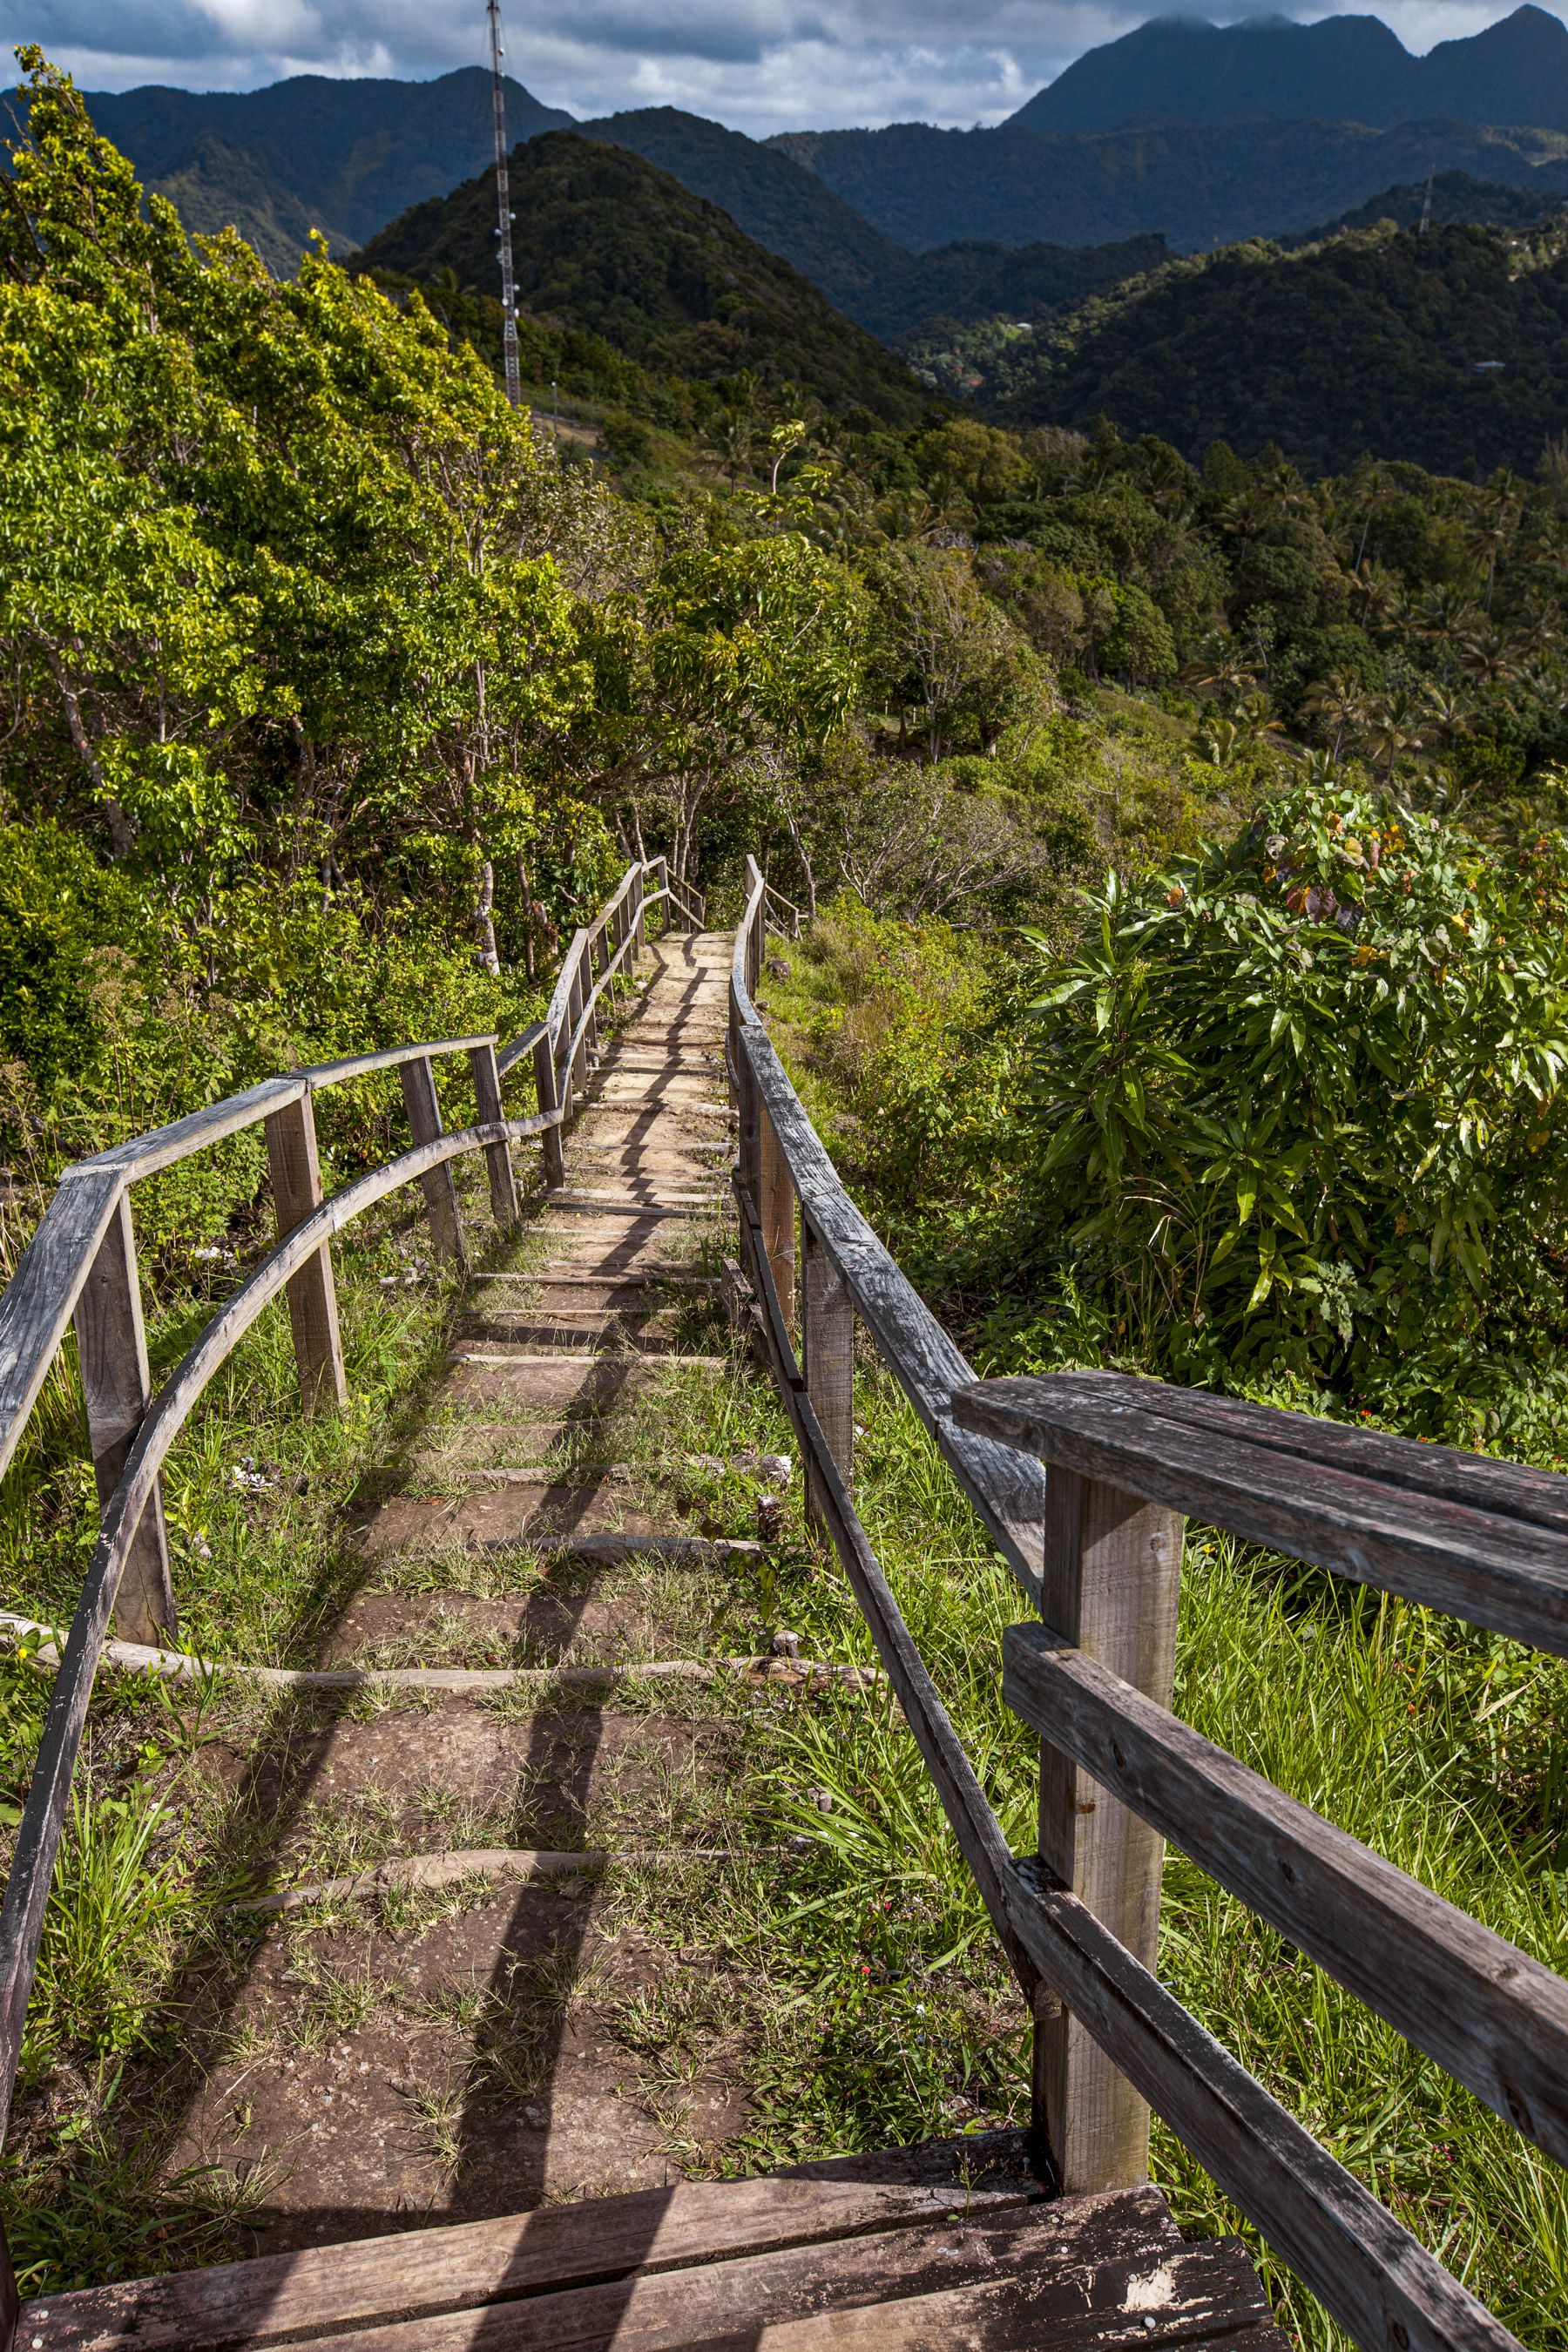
[
  {"left": 358, "top": 133, "right": 929, "bottom": 426},
  {"left": 909, "top": 220, "right": 1568, "bottom": 479}
]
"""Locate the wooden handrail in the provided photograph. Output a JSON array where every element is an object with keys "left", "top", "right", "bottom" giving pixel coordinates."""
[{"left": 727, "top": 857, "right": 1538, "bottom": 2352}]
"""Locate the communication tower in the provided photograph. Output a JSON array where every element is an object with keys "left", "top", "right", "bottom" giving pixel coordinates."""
[{"left": 487, "top": 0, "right": 522, "bottom": 406}]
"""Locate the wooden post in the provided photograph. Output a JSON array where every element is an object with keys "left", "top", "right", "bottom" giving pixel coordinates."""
[
  {"left": 401, "top": 1056, "right": 467, "bottom": 1270},
  {"left": 468, "top": 1043, "right": 518, "bottom": 1231},
  {"left": 264, "top": 1092, "right": 348, "bottom": 1415},
  {"left": 533, "top": 1030, "right": 566, "bottom": 1189},
  {"left": 568, "top": 953, "right": 591, "bottom": 1095},
  {"left": 585, "top": 936, "right": 601, "bottom": 1064},
  {"left": 1031, "top": 1469, "right": 1185, "bottom": 2193},
  {"left": 801, "top": 1212, "right": 853, "bottom": 1531},
  {"left": 73, "top": 1190, "right": 178, "bottom": 1645},
  {"left": 758, "top": 1102, "right": 796, "bottom": 1343},
  {"left": 733, "top": 982, "right": 760, "bottom": 1201}
]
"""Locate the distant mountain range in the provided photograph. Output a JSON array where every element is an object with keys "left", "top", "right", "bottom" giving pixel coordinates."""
[
  {"left": 59, "top": 31, "right": 1568, "bottom": 302},
  {"left": 767, "top": 117, "right": 1568, "bottom": 254},
  {"left": 79, "top": 68, "right": 571, "bottom": 270},
  {"left": 1009, "top": 6, "right": 1568, "bottom": 137}
]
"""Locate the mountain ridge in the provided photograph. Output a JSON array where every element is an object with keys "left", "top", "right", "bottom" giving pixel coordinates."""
[{"left": 1010, "top": 6, "right": 1568, "bottom": 137}]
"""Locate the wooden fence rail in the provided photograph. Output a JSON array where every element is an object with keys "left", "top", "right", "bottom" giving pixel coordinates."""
[
  {"left": 727, "top": 854, "right": 1552, "bottom": 2352},
  {"left": 0, "top": 858, "right": 700, "bottom": 2322}
]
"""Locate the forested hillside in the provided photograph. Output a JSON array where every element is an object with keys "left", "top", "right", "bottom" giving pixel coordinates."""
[
  {"left": 73, "top": 69, "right": 571, "bottom": 272},
  {"left": 357, "top": 134, "right": 928, "bottom": 424},
  {"left": 908, "top": 220, "right": 1568, "bottom": 479}
]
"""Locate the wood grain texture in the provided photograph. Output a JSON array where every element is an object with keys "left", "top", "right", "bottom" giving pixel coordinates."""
[
  {"left": 758, "top": 1103, "right": 797, "bottom": 1343},
  {"left": 57, "top": 2201, "right": 1179, "bottom": 2352},
  {"left": 495, "top": 1019, "right": 548, "bottom": 1081},
  {"left": 24, "top": 2173, "right": 1044, "bottom": 2352},
  {"left": 997, "top": 1855, "right": 1523, "bottom": 2352},
  {"left": 400, "top": 1057, "right": 467, "bottom": 1270},
  {"left": 295, "top": 1037, "right": 495, "bottom": 1088},
  {"left": 1033, "top": 1471, "right": 1183, "bottom": 2194},
  {"left": 264, "top": 1094, "right": 348, "bottom": 1416},
  {"left": 802, "top": 1211, "right": 854, "bottom": 1529},
  {"left": 1004, "top": 1625, "right": 1568, "bottom": 2169},
  {"left": 468, "top": 1044, "right": 520, "bottom": 1231},
  {"left": 679, "top": 2240, "right": 1281, "bottom": 2352},
  {"left": 0, "top": 1169, "right": 124, "bottom": 1485},
  {"left": 531, "top": 1031, "right": 566, "bottom": 1189},
  {"left": 71, "top": 1191, "right": 176, "bottom": 1646},
  {"left": 953, "top": 1373, "right": 1568, "bottom": 1655}
]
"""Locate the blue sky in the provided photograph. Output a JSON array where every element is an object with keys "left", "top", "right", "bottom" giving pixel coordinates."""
[{"left": 3, "top": 0, "right": 1559, "bottom": 133}]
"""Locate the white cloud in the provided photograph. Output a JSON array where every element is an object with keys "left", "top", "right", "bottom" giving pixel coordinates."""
[{"left": 3, "top": 0, "right": 1565, "bottom": 130}]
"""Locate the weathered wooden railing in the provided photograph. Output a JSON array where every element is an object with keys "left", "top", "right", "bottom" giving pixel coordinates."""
[
  {"left": 0, "top": 856, "right": 699, "bottom": 2326},
  {"left": 728, "top": 852, "right": 1561, "bottom": 2352}
]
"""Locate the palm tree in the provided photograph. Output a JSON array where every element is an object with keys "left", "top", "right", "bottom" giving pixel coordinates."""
[{"left": 1301, "top": 670, "right": 1369, "bottom": 760}]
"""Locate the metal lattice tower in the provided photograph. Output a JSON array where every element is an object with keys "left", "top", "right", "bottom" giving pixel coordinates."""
[{"left": 487, "top": 0, "right": 522, "bottom": 406}]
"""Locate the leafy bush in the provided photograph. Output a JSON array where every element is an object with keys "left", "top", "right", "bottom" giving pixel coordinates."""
[{"left": 1024, "top": 779, "right": 1568, "bottom": 1443}]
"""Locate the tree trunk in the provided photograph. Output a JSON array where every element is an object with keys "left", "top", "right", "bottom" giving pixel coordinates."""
[{"left": 476, "top": 858, "right": 501, "bottom": 977}]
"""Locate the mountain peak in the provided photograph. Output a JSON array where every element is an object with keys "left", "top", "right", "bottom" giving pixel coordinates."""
[{"left": 1010, "top": 9, "right": 1568, "bottom": 139}]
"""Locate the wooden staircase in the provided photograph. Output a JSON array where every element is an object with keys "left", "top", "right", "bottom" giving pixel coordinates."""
[{"left": 10, "top": 924, "right": 1285, "bottom": 2350}]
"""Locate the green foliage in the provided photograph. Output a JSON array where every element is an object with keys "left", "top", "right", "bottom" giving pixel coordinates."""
[
  {"left": 1024, "top": 778, "right": 1568, "bottom": 1441},
  {"left": 922, "top": 220, "right": 1568, "bottom": 483}
]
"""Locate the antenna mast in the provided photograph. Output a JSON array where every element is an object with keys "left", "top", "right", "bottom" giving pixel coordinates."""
[{"left": 487, "top": 0, "right": 521, "bottom": 407}]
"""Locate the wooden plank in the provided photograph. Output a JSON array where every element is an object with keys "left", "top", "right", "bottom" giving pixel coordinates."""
[
  {"left": 264, "top": 1094, "right": 348, "bottom": 1416},
  {"left": 295, "top": 1037, "right": 495, "bottom": 1089},
  {"left": 64, "top": 1076, "right": 304, "bottom": 1181},
  {"left": 57, "top": 2200, "right": 1183, "bottom": 2352},
  {"left": 1033, "top": 1471, "right": 1183, "bottom": 2194},
  {"left": 759, "top": 1101, "right": 797, "bottom": 1343},
  {"left": 680, "top": 2240, "right": 1282, "bottom": 2352},
  {"left": 72, "top": 1191, "right": 177, "bottom": 1645},
  {"left": 23, "top": 2172, "right": 1048, "bottom": 2352},
  {"left": 737, "top": 1022, "right": 1045, "bottom": 1610},
  {"left": 468, "top": 1043, "right": 520, "bottom": 1230},
  {"left": 532, "top": 1020, "right": 564, "bottom": 1193},
  {"left": 400, "top": 1057, "right": 466, "bottom": 1270},
  {"left": 496, "top": 1018, "right": 548, "bottom": 1080},
  {"left": 996, "top": 1857, "right": 1524, "bottom": 2352},
  {"left": 0, "top": 1167, "right": 124, "bottom": 1484},
  {"left": 952, "top": 1375, "right": 1568, "bottom": 1656},
  {"left": 1043, "top": 1371, "right": 1568, "bottom": 1537},
  {"left": 802, "top": 1211, "right": 854, "bottom": 1529},
  {"left": 1003, "top": 1625, "right": 1568, "bottom": 2170}
]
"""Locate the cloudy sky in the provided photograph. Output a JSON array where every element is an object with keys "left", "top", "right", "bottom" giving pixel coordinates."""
[{"left": 4, "top": 0, "right": 1560, "bottom": 132}]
